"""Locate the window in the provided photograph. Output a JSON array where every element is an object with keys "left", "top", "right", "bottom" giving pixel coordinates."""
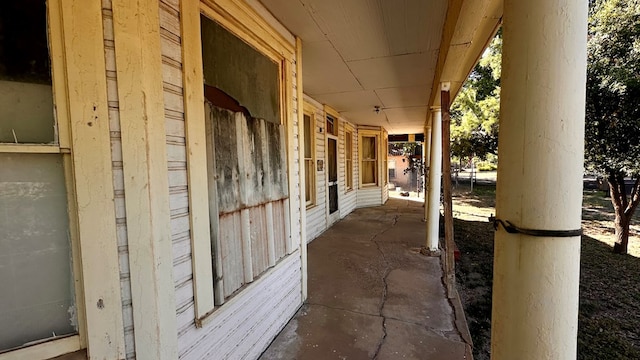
[
  {"left": 0, "top": 1, "right": 80, "bottom": 353},
  {"left": 326, "top": 115, "right": 338, "bottom": 136},
  {"left": 303, "top": 113, "right": 316, "bottom": 207},
  {"left": 361, "top": 135, "right": 378, "bottom": 186},
  {"left": 201, "top": 15, "right": 290, "bottom": 305},
  {"left": 389, "top": 160, "right": 396, "bottom": 179},
  {"left": 345, "top": 129, "right": 353, "bottom": 190}
]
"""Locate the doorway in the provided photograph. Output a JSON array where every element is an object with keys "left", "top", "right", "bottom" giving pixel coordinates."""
[{"left": 327, "top": 136, "right": 339, "bottom": 224}]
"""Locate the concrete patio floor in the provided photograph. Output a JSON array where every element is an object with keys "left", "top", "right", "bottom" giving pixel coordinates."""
[{"left": 260, "top": 199, "right": 472, "bottom": 360}]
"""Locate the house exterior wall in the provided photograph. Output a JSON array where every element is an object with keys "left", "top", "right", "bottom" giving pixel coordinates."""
[
  {"left": 302, "top": 98, "right": 391, "bottom": 242},
  {"left": 2, "top": 0, "right": 389, "bottom": 358},
  {"left": 302, "top": 96, "right": 362, "bottom": 243},
  {"left": 304, "top": 97, "right": 327, "bottom": 242}
]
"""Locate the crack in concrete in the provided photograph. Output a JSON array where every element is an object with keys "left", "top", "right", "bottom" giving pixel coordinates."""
[
  {"left": 371, "top": 214, "right": 399, "bottom": 359},
  {"left": 305, "top": 302, "right": 379, "bottom": 318}
]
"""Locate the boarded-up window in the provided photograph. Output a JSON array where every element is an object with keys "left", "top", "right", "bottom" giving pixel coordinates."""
[
  {"left": 361, "top": 135, "right": 377, "bottom": 185},
  {"left": 0, "top": 1, "right": 77, "bottom": 352},
  {"left": 202, "top": 16, "right": 289, "bottom": 305},
  {"left": 304, "top": 113, "right": 315, "bottom": 206},
  {"left": 345, "top": 130, "right": 353, "bottom": 190},
  {"left": 201, "top": 15, "right": 280, "bottom": 124}
]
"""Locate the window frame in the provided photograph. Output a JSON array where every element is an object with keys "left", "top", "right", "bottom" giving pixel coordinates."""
[
  {"left": 181, "top": 0, "right": 297, "bottom": 325},
  {"left": 0, "top": 0, "right": 126, "bottom": 358},
  {"left": 303, "top": 107, "right": 316, "bottom": 208},
  {"left": 359, "top": 132, "right": 379, "bottom": 187},
  {"left": 345, "top": 127, "right": 354, "bottom": 192},
  {"left": 389, "top": 159, "right": 397, "bottom": 180},
  {"left": 0, "top": 2, "right": 83, "bottom": 357}
]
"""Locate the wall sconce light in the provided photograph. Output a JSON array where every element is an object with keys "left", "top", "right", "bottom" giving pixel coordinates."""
[{"left": 319, "top": 126, "right": 324, "bottom": 133}]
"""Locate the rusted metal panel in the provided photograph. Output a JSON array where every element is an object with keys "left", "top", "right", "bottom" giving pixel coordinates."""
[
  {"left": 272, "top": 200, "right": 287, "bottom": 261},
  {"left": 219, "top": 212, "right": 244, "bottom": 298},
  {"left": 250, "top": 205, "right": 269, "bottom": 276},
  {"left": 267, "top": 121, "right": 289, "bottom": 200}
]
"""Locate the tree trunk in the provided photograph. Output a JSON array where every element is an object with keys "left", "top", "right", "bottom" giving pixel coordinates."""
[{"left": 608, "top": 172, "right": 640, "bottom": 254}]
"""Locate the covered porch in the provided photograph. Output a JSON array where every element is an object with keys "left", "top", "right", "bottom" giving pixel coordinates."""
[{"left": 261, "top": 198, "right": 472, "bottom": 359}]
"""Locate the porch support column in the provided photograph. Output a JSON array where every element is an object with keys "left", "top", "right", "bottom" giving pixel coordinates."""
[
  {"left": 491, "top": 0, "right": 588, "bottom": 359},
  {"left": 426, "top": 107, "right": 442, "bottom": 251},
  {"left": 423, "top": 124, "right": 432, "bottom": 221}
]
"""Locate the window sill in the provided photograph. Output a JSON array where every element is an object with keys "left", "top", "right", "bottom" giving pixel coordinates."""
[
  {"left": 0, "top": 336, "right": 82, "bottom": 360},
  {"left": 50, "top": 349, "right": 86, "bottom": 360}
]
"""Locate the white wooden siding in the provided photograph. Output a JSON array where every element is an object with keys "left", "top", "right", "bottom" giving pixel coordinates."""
[
  {"left": 101, "top": 3, "right": 136, "bottom": 358},
  {"left": 178, "top": 253, "right": 302, "bottom": 360},
  {"left": 357, "top": 187, "right": 383, "bottom": 208}
]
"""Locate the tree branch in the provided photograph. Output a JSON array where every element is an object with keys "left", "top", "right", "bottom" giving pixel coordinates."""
[
  {"left": 619, "top": 171, "right": 629, "bottom": 210},
  {"left": 625, "top": 176, "right": 640, "bottom": 217},
  {"left": 608, "top": 170, "right": 624, "bottom": 213}
]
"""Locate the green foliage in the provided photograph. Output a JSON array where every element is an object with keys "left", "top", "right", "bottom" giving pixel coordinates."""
[
  {"left": 585, "top": 0, "right": 640, "bottom": 176},
  {"left": 476, "top": 162, "right": 497, "bottom": 172},
  {"left": 451, "top": 31, "right": 501, "bottom": 161}
]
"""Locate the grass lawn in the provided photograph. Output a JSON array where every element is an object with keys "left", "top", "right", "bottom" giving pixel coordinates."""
[{"left": 452, "top": 184, "right": 640, "bottom": 360}]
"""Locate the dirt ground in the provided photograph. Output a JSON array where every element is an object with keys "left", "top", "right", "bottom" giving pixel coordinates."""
[{"left": 452, "top": 183, "right": 640, "bottom": 360}]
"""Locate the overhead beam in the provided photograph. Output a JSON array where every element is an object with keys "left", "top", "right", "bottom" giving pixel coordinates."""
[{"left": 428, "top": 0, "right": 503, "bottom": 109}]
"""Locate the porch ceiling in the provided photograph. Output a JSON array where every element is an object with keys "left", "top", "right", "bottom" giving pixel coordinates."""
[{"left": 259, "top": 0, "right": 503, "bottom": 135}]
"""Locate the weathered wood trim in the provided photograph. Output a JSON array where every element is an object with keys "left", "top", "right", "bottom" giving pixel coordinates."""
[
  {"left": 324, "top": 104, "right": 340, "bottom": 120},
  {"left": 48, "top": 0, "right": 71, "bottom": 151},
  {"left": 57, "top": 0, "right": 126, "bottom": 357},
  {"left": 283, "top": 58, "right": 296, "bottom": 254},
  {"left": 200, "top": 0, "right": 295, "bottom": 61},
  {"left": 0, "top": 335, "right": 80, "bottom": 360},
  {"left": 428, "top": 0, "right": 463, "bottom": 107},
  {"left": 180, "top": 0, "right": 217, "bottom": 320},
  {"left": 296, "top": 37, "right": 308, "bottom": 300},
  {"left": 111, "top": 0, "right": 178, "bottom": 358},
  {"left": 0, "top": 144, "right": 62, "bottom": 153}
]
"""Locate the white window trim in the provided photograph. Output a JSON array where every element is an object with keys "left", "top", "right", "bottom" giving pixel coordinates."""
[
  {"left": 303, "top": 109, "right": 316, "bottom": 208},
  {"left": 359, "top": 132, "right": 379, "bottom": 187},
  {"left": 345, "top": 126, "right": 354, "bottom": 192}
]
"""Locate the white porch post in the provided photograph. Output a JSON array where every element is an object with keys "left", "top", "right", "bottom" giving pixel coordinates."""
[
  {"left": 491, "top": 0, "right": 587, "bottom": 358},
  {"left": 423, "top": 125, "right": 432, "bottom": 221},
  {"left": 426, "top": 108, "right": 442, "bottom": 251}
]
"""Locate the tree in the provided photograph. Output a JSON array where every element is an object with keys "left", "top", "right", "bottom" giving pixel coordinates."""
[
  {"left": 585, "top": 0, "right": 640, "bottom": 254},
  {"left": 450, "top": 31, "right": 501, "bottom": 163}
]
